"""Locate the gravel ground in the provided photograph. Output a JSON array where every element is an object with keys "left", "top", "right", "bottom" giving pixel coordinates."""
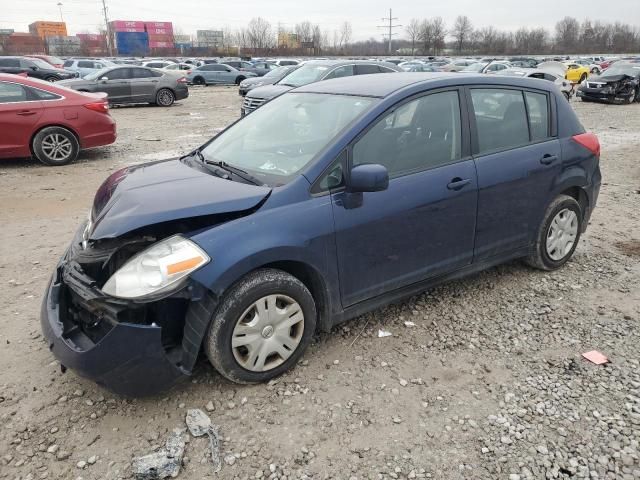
[{"left": 0, "top": 87, "right": 638, "bottom": 480}]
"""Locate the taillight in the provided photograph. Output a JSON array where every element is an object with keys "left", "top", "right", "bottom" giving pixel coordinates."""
[
  {"left": 177, "top": 77, "right": 187, "bottom": 84},
  {"left": 84, "top": 101, "right": 109, "bottom": 114},
  {"left": 572, "top": 132, "right": 600, "bottom": 157}
]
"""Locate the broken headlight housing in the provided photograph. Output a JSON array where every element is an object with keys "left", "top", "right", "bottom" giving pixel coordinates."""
[{"left": 102, "top": 235, "right": 210, "bottom": 299}]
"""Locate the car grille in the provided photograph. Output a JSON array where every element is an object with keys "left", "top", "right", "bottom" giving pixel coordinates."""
[
  {"left": 588, "top": 82, "right": 604, "bottom": 89},
  {"left": 242, "top": 96, "right": 265, "bottom": 113}
]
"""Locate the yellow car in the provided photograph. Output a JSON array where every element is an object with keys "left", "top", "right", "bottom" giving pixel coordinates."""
[{"left": 564, "top": 63, "right": 590, "bottom": 83}]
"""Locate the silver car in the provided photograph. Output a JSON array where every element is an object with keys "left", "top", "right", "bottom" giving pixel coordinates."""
[
  {"left": 62, "top": 58, "right": 115, "bottom": 78},
  {"left": 186, "top": 64, "right": 257, "bottom": 86},
  {"left": 58, "top": 66, "right": 189, "bottom": 106}
]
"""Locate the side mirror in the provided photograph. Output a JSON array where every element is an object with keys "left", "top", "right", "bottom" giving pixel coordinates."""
[
  {"left": 348, "top": 164, "right": 389, "bottom": 193},
  {"left": 100, "top": 77, "right": 108, "bottom": 82},
  {"left": 31, "top": 66, "right": 38, "bottom": 71}
]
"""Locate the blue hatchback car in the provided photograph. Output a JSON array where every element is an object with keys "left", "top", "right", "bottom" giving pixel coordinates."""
[{"left": 41, "top": 73, "right": 601, "bottom": 396}]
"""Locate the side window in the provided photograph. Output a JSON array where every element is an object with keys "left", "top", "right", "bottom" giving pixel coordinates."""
[
  {"left": 63, "top": 60, "right": 73, "bottom": 67},
  {"left": 356, "top": 64, "right": 380, "bottom": 75},
  {"left": 28, "top": 87, "right": 62, "bottom": 100},
  {"left": 312, "top": 152, "right": 346, "bottom": 194},
  {"left": 20, "top": 59, "right": 36, "bottom": 68},
  {"left": 529, "top": 72, "right": 544, "bottom": 80},
  {"left": 78, "top": 61, "right": 94, "bottom": 68},
  {"left": 132, "top": 68, "right": 153, "bottom": 78},
  {"left": 379, "top": 66, "right": 397, "bottom": 73},
  {"left": 525, "top": 92, "right": 550, "bottom": 141},
  {"left": 325, "top": 65, "right": 354, "bottom": 80},
  {"left": 0, "top": 82, "right": 28, "bottom": 103},
  {"left": 212, "top": 65, "right": 227, "bottom": 71},
  {"left": 353, "top": 91, "right": 462, "bottom": 178},
  {"left": 104, "top": 68, "right": 128, "bottom": 80},
  {"left": 471, "top": 89, "right": 530, "bottom": 154}
]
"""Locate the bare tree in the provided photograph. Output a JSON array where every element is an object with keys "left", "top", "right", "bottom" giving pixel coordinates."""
[
  {"left": 405, "top": 18, "right": 421, "bottom": 55},
  {"left": 431, "top": 17, "right": 446, "bottom": 55},
  {"left": 419, "top": 19, "right": 434, "bottom": 55},
  {"left": 554, "top": 16, "right": 579, "bottom": 53},
  {"left": 246, "top": 17, "right": 274, "bottom": 51},
  {"left": 295, "top": 21, "right": 314, "bottom": 43},
  {"left": 339, "top": 21, "right": 352, "bottom": 49},
  {"left": 452, "top": 15, "right": 473, "bottom": 53}
]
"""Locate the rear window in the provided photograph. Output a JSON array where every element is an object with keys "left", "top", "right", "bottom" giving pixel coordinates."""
[
  {"left": 28, "top": 87, "right": 62, "bottom": 100},
  {"left": 525, "top": 92, "right": 550, "bottom": 141},
  {"left": 78, "top": 61, "right": 94, "bottom": 68},
  {"left": 0, "top": 58, "right": 21, "bottom": 68},
  {"left": 471, "top": 89, "right": 530, "bottom": 154}
]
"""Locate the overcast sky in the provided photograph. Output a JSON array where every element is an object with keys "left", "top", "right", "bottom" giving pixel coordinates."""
[{"left": 4, "top": 0, "right": 640, "bottom": 40}]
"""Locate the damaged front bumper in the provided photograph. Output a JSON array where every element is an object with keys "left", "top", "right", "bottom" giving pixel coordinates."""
[
  {"left": 40, "top": 226, "right": 216, "bottom": 397},
  {"left": 576, "top": 87, "right": 634, "bottom": 104}
]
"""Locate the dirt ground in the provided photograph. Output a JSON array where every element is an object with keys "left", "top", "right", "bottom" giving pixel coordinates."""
[{"left": 0, "top": 87, "right": 638, "bottom": 480}]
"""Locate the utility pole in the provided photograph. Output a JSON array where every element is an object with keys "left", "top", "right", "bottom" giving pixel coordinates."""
[
  {"left": 57, "top": 2, "right": 64, "bottom": 22},
  {"left": 101, "top": 0, "right": 114, "bottom": 56},
  {"left": 377, "top": 8, "right": 401, "bottom": 55}
]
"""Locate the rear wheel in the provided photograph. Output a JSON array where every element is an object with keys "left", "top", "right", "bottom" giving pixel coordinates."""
[
  {"left": 193, "top": 76, "right": 206, "bottom": 86},
  {"left": 155, "top": 88, "right": 175, "bottom": 106},
  {"left": 32, "top": 127, "right": 79, "bottom": 166},
  {"left": 44, "top": 76, "right": 58, "bottom": 82},
  {"left": 590, "top": 67, "right": 599, "bottom": 74},
  {"left": 235, "top": 76, "right": 246, "bottom": 85},
  {"left": 204, "top": 269, "right": 316, "bottom": 384},
  {"left": 526, "top": 195, "right": 582, "bottom": 271},
  {"left": 579, "top": 73, "right": 588, "bottom": 83},
  {"left": 625, "top": 88, "right": 636, "bottom": 104}
]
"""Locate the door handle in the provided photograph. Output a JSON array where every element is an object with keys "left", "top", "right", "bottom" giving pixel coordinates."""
[
  {"left": 540, "top": 154, "right": 558, "bottom": 165},
  {"left": 447, "top": 177, "right": 471, "bottom": 191},
  {"left": 16, "top": 110, "right": 37, "bottom": 116}
]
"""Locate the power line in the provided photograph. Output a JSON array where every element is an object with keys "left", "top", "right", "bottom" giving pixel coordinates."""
[{"left": 377, "top": 8, "right": 401, "bottom": 55}]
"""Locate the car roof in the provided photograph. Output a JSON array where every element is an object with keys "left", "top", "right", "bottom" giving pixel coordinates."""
[
  {"left": 301, "top": 59, "right": 397, "bottom": 68},
  {"left": 295, "top": 72, "right": 558, "bottom": 98}
]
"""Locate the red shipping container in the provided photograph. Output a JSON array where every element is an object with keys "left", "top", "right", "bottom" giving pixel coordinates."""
[
  {"left": 110, "top": 20, "right": 145, "bottom": 32},
  {"left": 146, "top": 27, "right": 173, "bottom": 35},
  {"left": 149, "top": 41, "right": 173, "bottom": 48},
  {"left": 145, "top": 21, "right": 173, "bottom": 31},
  {"left": 148, "top": 34, "right": 174, "bottom": 42}
]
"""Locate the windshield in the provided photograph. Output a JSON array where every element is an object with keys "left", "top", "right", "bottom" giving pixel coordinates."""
[
  {"left": 277, "top": 64, "right": 329, "bottom": 87},
  {"left": 84, "top": 67, "right": 112, "bottom": 80},
  {"left": 31, "top": 58, "right": 55, "bottom": 69},
  {"left": 462, "top": 62, "right": 488, "bottom": 72},
  {"left": 494, "top": 70, "right": 526, "bottom": 76},
  {"left": 603, "top": 65, "right": 640, "bottom": 77},
  {"left": 201, "top": 93, "right": 376, "bottom": 185},
  {"left": 264, "top": 66, "right": 289, "bottom": 78},
  {"left": 45, "top": 55, "right": 64, "bottom": 64}
]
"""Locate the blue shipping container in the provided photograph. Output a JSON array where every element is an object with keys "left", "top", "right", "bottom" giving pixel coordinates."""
[{"left": 115, "top": 31, "right": 149, "bottom": 55}]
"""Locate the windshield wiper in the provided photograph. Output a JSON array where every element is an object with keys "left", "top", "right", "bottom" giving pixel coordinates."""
[{"left": 203, "top": 156, "right": 264, "bottom": 186}]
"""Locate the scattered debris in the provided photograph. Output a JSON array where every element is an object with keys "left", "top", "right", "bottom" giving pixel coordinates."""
[
  {"left": 378, "top": 329, "right": 393, "bottom": 338},
  {"left": 582, "top": 350, "right": 609, "bottom": 365},
  {"left": 186, "top": 409, "right": 221, "bottom": 473},
  {"left": 132, "top": 430, "right": 186, "bottom": 480},
  {"left": 403, "top": 321, "right": 416, "bottom": 327}
]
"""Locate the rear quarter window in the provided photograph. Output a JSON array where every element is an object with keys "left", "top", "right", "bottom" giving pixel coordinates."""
[{"left": 0, "top": 82, "right": 28, "bottom": 103}]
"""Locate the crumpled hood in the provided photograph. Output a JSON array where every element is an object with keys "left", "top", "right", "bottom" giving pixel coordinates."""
[
  {"left": 89, "top": 158, "right": 271, "bottom": 240},
  {"left": 246, "top": 84, "right": 293, "bottom": 101},
  {"left": 589, "top": 73, "right": 634, "bottom": 84}
]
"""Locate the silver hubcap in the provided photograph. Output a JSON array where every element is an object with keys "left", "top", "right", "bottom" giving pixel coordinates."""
[
  {"left": 232, "top": 294, "right": 304, "bottom": 372},
  {"left": 41, "top": 134, "right": 72, "bottom": 161},
  {"left": 158, "top": 90, "right": 173, "bottom": 105},
  {"left": 546, "top": 208, "right": 578, "bottom": 261}
]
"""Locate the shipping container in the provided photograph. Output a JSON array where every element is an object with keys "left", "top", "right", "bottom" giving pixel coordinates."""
[
  {"left": 46, "top": 35, "right": 81, "bottom": 46},
  {"left": 29, "top": 21, "right": 67, "bottom": 38},
  {"left": 110, "top": 20, "right": 145, "bottom": 32},
  {"left": 145, "top": 21, "right": 173, "bottom": 31},
  {"left": 174, "top": 34, "right": 191, "bottom": 43},
  {"left": 149, "top": 40, "right": 174, "bottom": 48},
  {"left": 115, "top": 31, "right": 149, "bottom": 55},
  {"left": 148, "top": 34, "right": 174, "bottom": 42},
  {"left": 0, "top": 29, "right": 15, "bottom": 36},
  {"left": 76, "top": 33, "right": 106, "bottom": 43},
  {"left": 146, "top": 27, "right": 173, "bottom": 36},
  {"left": 197, "top": 30, "right": 223, "bottom": 40}
]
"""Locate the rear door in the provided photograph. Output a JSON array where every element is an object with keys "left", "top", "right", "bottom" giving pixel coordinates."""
[
  {"left": 0, "top": 58, "right": 24, "bottom": 75},
  {"left": 469, "top": 87, "right": 561, "bottom": 260},
  {"left": 0, "top": 81, "right": 43, "bottom": 157},
  {"left": 100, "top": 68, "right": 132, "bottom": 102},
  {"left": 130, "top": 68, "right": 161, "bottom": 102}
]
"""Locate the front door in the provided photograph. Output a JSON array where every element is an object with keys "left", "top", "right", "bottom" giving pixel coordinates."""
[
  {"left": 100, "top": 68, "right": 132, "bottom": 102},
  {"left": 332, "top": 90, "right": 478, "bottom": 307},
  {"left": 468, "top": 87, "right": 562, "bottom": 260},
  {"left": 130, "top": 68, "right": 160, "bottom": 102}
]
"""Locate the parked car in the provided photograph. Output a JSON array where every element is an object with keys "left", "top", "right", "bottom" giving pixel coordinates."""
[
  {"left": 40, "top": 73, "right": 601, "bottom": 396},
  {"left": 577, "top": 62, "right": 640, "bottom": 104},
  {"left": 238, "top": 65, "right": 298, "bottom": 96},
  {"left": 495, "top": 68, "right": 574, "bottom": 100},
  {"left": 574, "top": 59, "right": 602, "bottom": 75},
  {"left": 508, "top": 57, "right": 539, "bottom": 68},
  {"left": 25, "top": 54, "right": 66, "bottom": 69},
  {"left": 270, "top": 59, "right": 300, "bottom": 67},
  {"left": 461, "top": 61, "right": 512, "bottom": 74},
  {"left": 187, "top": 64, "right": 257, "bottom": 86},
  {"left": 440, "top": 59, "right": 476, "bottom": 72},
  {"left": 242, "top": 60, "right": 401, "bottom": 115},
  {"left": 62, "top": 58, "right": 115, "bottom": 78},
  {"left": 161, "top": 63, "right": 193, "bottom": 77},
  {"left": 401, "top": 64, "right": 439, "bottom": 72},
  {"left": 0, "top": 73, "right": 116, "bottom": 165},
  {"left": 58, "top": 66, "right": 188, "bottom": 107},
  {"left": 142, "top": 60, "right": 176, "bottom": 69},
  {"left": 195, "top": 58, "right": 219, "bottom": 67},
  {"left": 564, "top": 63, "right": 590, "bottom": 83},
  {"left": 0, "top": 56, "right": 77, "bottom": 82},
  {"left": 222, "top": 60, "right": 273, "bottom": 77}
]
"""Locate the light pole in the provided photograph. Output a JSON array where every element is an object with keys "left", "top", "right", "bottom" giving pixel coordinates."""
[{"left": 57, "top": 2, "right": 64, "bottom": 22}]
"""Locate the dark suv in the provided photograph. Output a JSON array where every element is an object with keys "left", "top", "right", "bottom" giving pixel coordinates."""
[
  {"left": 241, "top": 59, "right": 401, "bottom": 115},
  {"left": 42, "top": 73, "right": 601, "bottom": 396},
  {"left": 0, "top": 56, "right": 77, "bottom": 81}
]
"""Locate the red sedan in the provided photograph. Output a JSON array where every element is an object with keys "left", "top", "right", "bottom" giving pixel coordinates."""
[{"left": 0, "top": 73, "right": 116, "bottom": 165}]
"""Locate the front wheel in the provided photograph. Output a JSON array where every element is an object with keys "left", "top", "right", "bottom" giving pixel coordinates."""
[
  {"left": 192, "top": 76, "right": 206, "bottom": 86},
  {"left": 155, "top": 88, "right": 175, "bottom": 106},
  {"left": 235, "top": 75, "right": 246, "bottom": 85},
  {"left": 45, "top": 76, "right": 58, "bottom": 82},
  {"left": 32, "top": 127, "right": 80, "bottom": 166},
  {"left": 204, "top": 269, "right": 316, "bottom": 384},
  {"left": 526, "top": 195, "right": 582, "bottom": 271}
]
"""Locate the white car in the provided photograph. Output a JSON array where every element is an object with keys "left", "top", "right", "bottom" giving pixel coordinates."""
[
  {"left": 574, "top": 58, "right": 602, "bottom": 74},
  {"left": 162, "top": 63, "right": 193, "bottom": 77},
  {"left": 142, "top": 60, "right": 177, "bottom": 69},
  {"left": 496, "top": 67, "right": 574, "bottom": 100}
]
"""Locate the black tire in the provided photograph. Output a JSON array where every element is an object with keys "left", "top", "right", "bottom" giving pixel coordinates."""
[
  {"left": 44, "top": 76, "right": 59, "bottom": 82},
  {"left": 525, "top": 195, "right": 582, "bottom": 271},
  {"left": 625, "top": 88, "right": 636, "bottom": 105},
  {"left": 204, "top": 268, "right": 317, "bottom": 384},
  {"left": 579, "top": 73, "right": 588, "bottom": 83},
  {"left": 32, "top": 126, "right": 80, "bottom": 166},
  {"left": 562, "top": 91, "right": 570, "bottom": 101},
  {"left": 235, "top": 76, "right": 246, "bottom": 85},
  {"left": 155, "top": 88, "right": 175, "bottom": 107},
  {"left": 193, "top": 76, "right": 206, "bottom": 86},
  {"left": 590, "top": 67, "right": 599, "bottom": 74}
]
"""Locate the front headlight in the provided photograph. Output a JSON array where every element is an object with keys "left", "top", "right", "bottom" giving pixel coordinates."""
[{"left": 102, "top": 235, "right": 210, "bottom": 299}]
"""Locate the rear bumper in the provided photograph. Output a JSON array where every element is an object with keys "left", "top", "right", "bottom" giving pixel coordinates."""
[
  {"left": 175, "top": 86, "right": 189, "bottom": 100},
  {"left": 81, "top": 118, "right": 117, "bottom": 149}
]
